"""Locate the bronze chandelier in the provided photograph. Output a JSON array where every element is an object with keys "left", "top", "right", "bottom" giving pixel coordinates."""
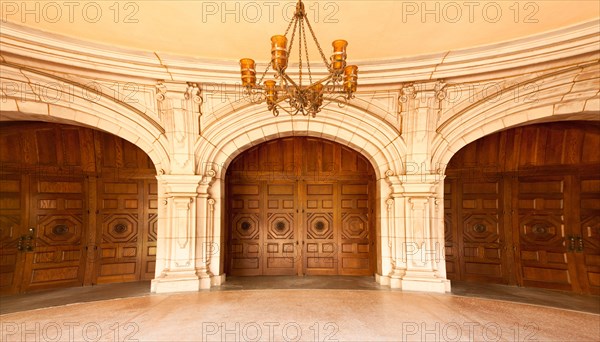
[{"left": 239, "top": 0, "right": 358, "bottom": 117}]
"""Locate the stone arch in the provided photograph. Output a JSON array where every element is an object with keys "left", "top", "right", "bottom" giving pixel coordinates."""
[
  {"left": 0, "top": 64, "right": 170, "bottom": 173},
  {"left": 195, "top": 103, "right": 407, "bottom": 278},
  {"left": 196, "top": 103, "right": 406, "bottom": 178},
  {"left": 432, "top": 63, "right": 599, "bottom": 170}
]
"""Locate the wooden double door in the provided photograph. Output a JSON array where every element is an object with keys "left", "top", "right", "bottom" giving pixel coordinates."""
[
  {"left": 445, "top": 174, "right": 600, "bottom": 294},
  {"left": 0, "top": 122, "right": 158, "bottom": 295},
  {"left": 0, "top": 173, "right": 157, "bottom": 294},
  {"left": 226, "top": 137, "right": 375, "bottom": 276},
  {"left": 444, "top": 122, "right": 600, "bottom": 294}
]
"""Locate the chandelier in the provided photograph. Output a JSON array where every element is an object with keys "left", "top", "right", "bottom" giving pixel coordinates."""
[{"left": 239, "top": 0, "right": 358, "bottom": 117}]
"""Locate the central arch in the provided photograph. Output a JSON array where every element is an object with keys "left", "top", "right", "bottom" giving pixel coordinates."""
[
  {"left": 196, "top": 104, "right": 407, "bottom": 282},
  {"left": 225, "top": 137, "right": 377, "bottom": 276}
]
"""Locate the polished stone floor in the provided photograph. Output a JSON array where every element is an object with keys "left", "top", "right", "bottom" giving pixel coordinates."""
[{"left": 1, "top": 277, "right": 599, "bottom": 341}]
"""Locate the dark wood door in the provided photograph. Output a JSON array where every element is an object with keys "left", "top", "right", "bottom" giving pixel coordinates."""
[
  {"left": 228, "top": 182, "right": 263, "bottom": 276},
  {"left": 456, "top": 176, "right": 509, "bottom": 284},
  {"left": 338, "top": 182, "right": 372, "bottom": 275},
  {"left": 513, "top": 176, "right": 579, "bottom": 291},
  {"left": 574, "top": 176, "right": 600, "bottom": 295},
  {"left": 95, "top": 178, "right": 156, "bottom": 283},
  {"left": 226, "top": 137, "right": 375, "bottom": 277},
  {"left": 264, "top": 182, "right": 298, "bottom": 275},
  {"left": 303, "top": 182, "right": 337, "bottom": 275},
  {"left": 22, "top": 176, "right": 89, "bottom": 292},
  {"left": 0, "top": 122, "right": 157, "bottom": 294},
  {"left": 445, "top": 121, "right": 600, "bottom": 294},
  {"left": 0, "top": 175, "right": 28, "bottom": 295}
]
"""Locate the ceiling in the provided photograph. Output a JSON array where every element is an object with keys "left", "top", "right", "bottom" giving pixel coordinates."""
[{"left": 4, "top": 0, "right": 599, "bottom": 62}]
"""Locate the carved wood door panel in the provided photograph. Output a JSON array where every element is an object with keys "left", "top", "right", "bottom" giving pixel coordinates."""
[
  {"left": 228, "top": 182, "right": 262, "bottom": 276},
  {"left": 339, "top": 182, "right": 372, "bottom": 275},
  {"left": 513, "top": 176, "right": 580, "bottom": 292},
  {"left": 0, "top": 175, "right": 28, "bottom": 295},
  {"left": 96, "top": 179, "right": 144, "bottom": 284},
  {"left": 22, "top": 176, "right": 88, "bottom": 292},
  {"left": 457, "top": 177, "right": 509, "bottom": 284},
  {"left": 263, "top": 183, "right": 298, "bottom": 275},
  {"left": 574, "top": 176, "right": 600, "bottom": 295},
  {"left": 303, "top": 183, "right": 337, "bottom": 275}
]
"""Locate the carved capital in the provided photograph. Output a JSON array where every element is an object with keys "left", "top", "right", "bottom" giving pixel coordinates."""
[
  {"left": 185, "top": 82, "right": 203, "bottom": 105},
  {"left": 398, "top": 84, "right": 417, "bottom": 104},
  {"left": 434, "top": 80, "right": 447, "bottom": 101},
  {"left": 156, "top": 82, "right": 167, "bottom": 102}
]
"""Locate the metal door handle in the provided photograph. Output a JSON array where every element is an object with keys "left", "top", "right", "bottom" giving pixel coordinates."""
[
  {"left": 16, "top": 236, "right": 25, "bottom": 251},
  {"left": 575, "top": 236, "right": 584, "bottom": 253},
  {"left": 567, "top": 236, "right": 576, "bottom": 252}
]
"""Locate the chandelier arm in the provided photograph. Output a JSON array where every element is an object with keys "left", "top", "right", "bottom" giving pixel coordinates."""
[
  {"left": 304, "top": 15, "right": 330, "bottom": 68},
  {"left": 310, "top": 72, "right": 334, "bottom": 87},
  {"left": 320, "top": 94, "right": 349, "bottom": 108},
  {"left": 273, "top": 101, "right": 298, "bottom": 116},
  {"left": 282, "top": 73, "right": 300, "bottom": 90}
]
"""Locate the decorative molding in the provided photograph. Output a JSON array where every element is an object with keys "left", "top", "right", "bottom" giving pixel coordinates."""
[{"left": 1, "top": 20, "right": 598, "bottom": 85}]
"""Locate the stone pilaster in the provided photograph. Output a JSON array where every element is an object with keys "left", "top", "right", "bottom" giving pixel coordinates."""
[
  {"left": 386, "top": 173, "right": 449, "bottom": 292},
  {"left": 156, "top": 82, "right": 202, "bottom": 175},
  {"left": 381, "top": 80, "right": 450, "bottom": 292},
  {"left": 152, "top": 175, "right": 204, "bottom": 293}
]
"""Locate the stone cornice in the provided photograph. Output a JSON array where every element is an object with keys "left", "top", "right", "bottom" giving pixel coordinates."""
[{"left": 0, "top": 20, "right": 598, "bottom": 85}]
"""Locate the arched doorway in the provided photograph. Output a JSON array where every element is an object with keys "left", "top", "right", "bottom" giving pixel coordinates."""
[
  {"left": 0, "top": 122, "right": 158, "bottom": 294},
  {"left": 225, "top": 137, "right": 376, "bottom": 276},
  {"left": 444, "top": 121, "right": 600, "bottom": 294}
]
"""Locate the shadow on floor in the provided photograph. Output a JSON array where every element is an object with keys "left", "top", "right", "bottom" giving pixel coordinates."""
[{"left": 1, "top": 277, "right": 598, "bottom": 315}]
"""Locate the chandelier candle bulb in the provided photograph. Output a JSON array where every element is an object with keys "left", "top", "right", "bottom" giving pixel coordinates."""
[
  {"left": 271, "top": 35, "right": 288, "bottom": 72},
  {"left": 331, "top": 40, "right": 348, "bottom": 71},
  {"left": 311, "top": 83, "right": 324, "bottom": 107},
  {"left": 240, "top": 58, "right": 256, "bottom": 87},
  {"left": 264, "top": 80, "right": 278, "bottom": 107},
  {"left": 344, "top": 65, "right": 358, "bottom": 94}
]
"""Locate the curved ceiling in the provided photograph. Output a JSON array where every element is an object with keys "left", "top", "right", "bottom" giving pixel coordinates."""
[{"left": 2, "top": 0, "right": 599, "bottom": 62}]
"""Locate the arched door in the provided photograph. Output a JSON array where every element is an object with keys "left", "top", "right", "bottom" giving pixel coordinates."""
[
  {"left": 0, "top": 122, "right": 157, "bottom": 294},
  {"left": 444, "top": 121, "right": 600, "bottom": 294},
  {"left": 226, "top": 137, "right": 376, "bottom": 276}
]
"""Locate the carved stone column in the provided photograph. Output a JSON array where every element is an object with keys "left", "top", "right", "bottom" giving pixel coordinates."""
[
  {"left": 151, "top": 175, "right": 204, "bottom": 293},
  {"left": 382, "top": 80, "right": 450, "bottom": 292},
  {"left": 386, "top": 173, "right": 449, "bottom": 292}
]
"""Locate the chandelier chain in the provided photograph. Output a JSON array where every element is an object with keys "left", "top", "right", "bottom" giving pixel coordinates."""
[
  {"left": 283, "top": 13, "right": 295, "bottom": 36},
  {"left": 287, "top": 18, "right": 299, "bottom": 70},
  {"left": 298, "top": 17, "right": 303, "bottom": 88},
  {"left": 301, "top": 18, "right": 312, "bottom": 85},
  {"left": 258, "top": 62, "right": 271, "bottom": 85},
  {"left": 304, "top": 16, "right": 330, "bottom": 68}
]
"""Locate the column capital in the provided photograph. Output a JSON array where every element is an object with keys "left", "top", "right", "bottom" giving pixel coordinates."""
[
  {"left": 157, "top": 175, "right": 203, "bottom": 195},
  {"left": 386, "top": 174, "right": 443, "bottom": 197}
]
